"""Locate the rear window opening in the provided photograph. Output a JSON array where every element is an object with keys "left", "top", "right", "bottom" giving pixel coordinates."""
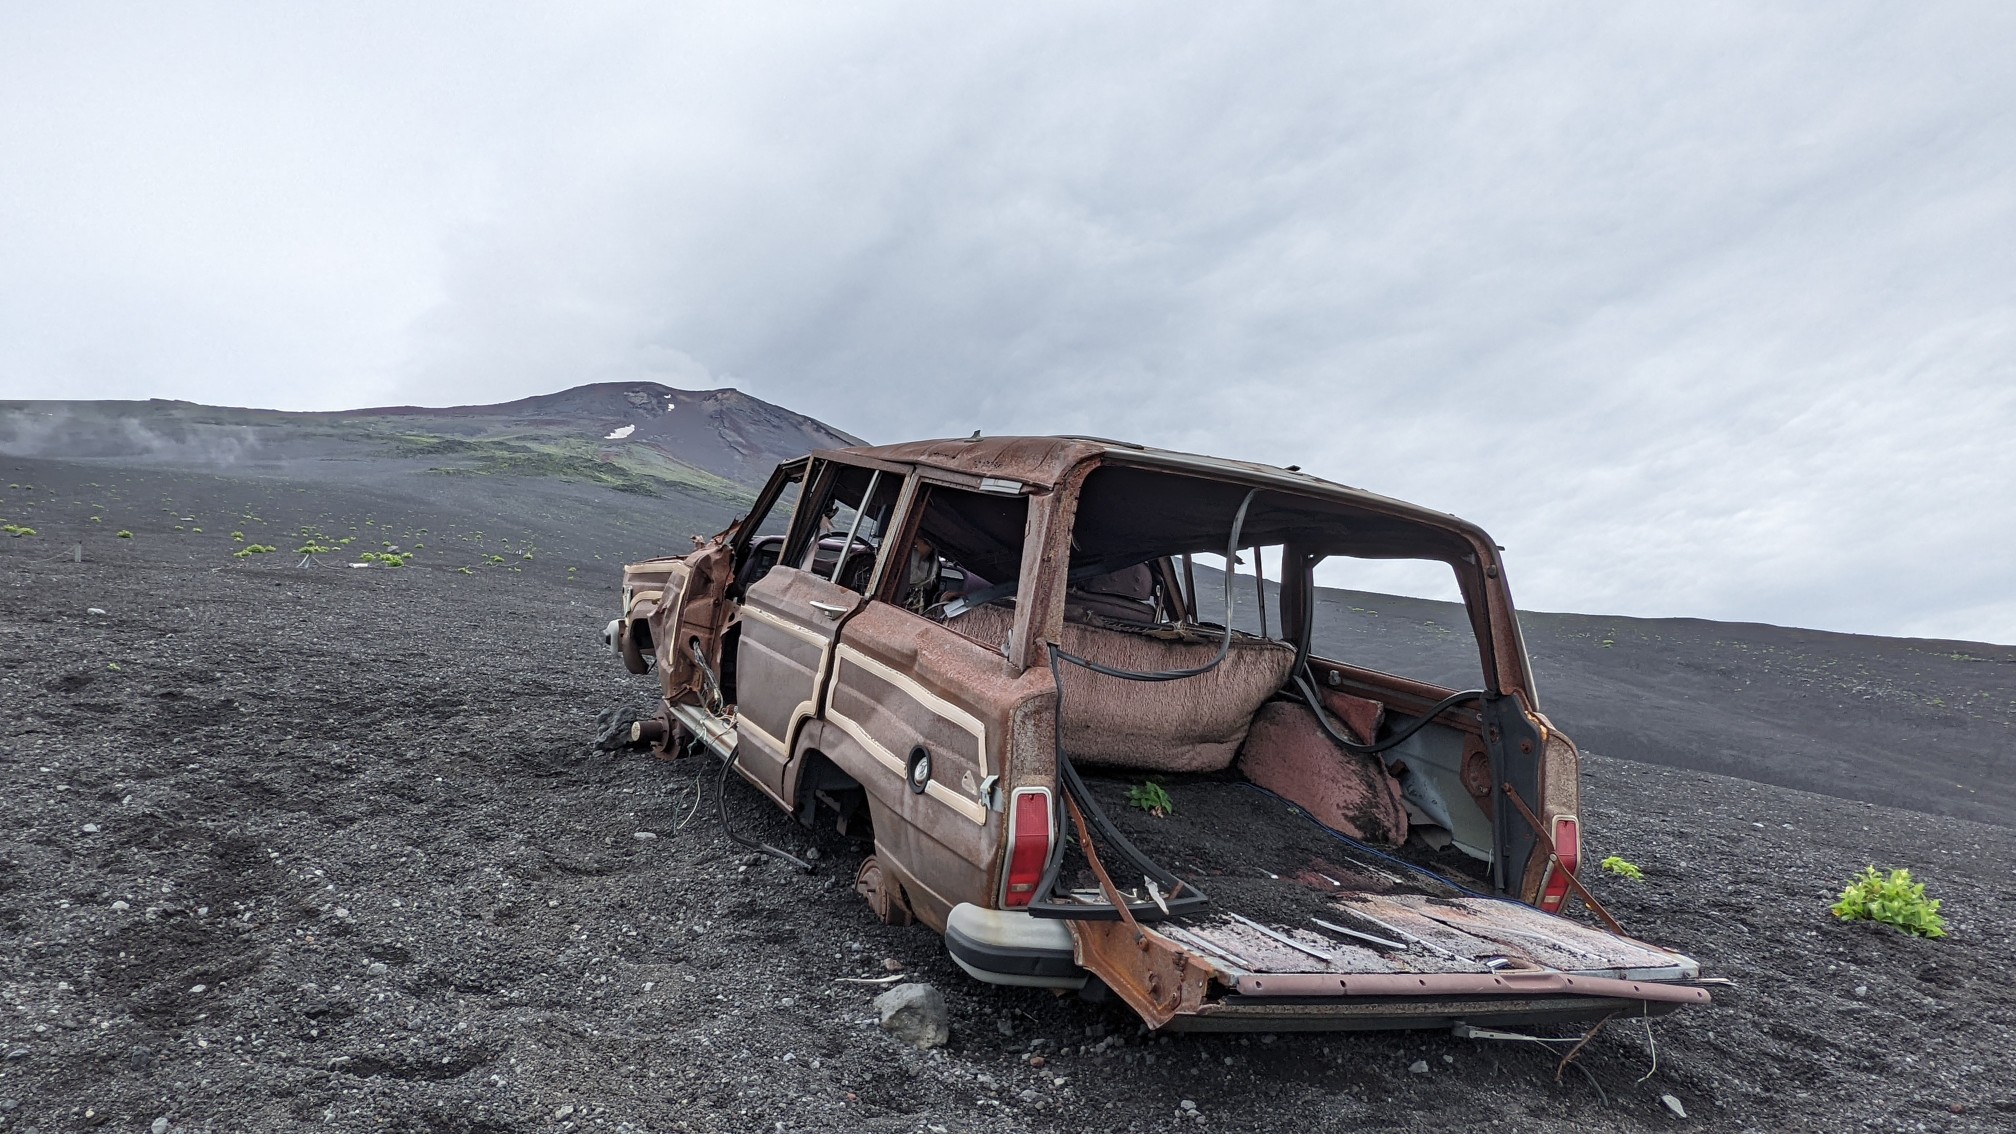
[{"left": 1029, "top": 463, "right": 1500, "bottom": 924}]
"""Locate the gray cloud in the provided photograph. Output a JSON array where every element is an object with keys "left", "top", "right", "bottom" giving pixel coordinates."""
[{"left": 3, "top": 3, "right": 2011, "bottom": 640}]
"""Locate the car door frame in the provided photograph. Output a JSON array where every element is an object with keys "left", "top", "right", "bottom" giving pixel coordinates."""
[{"left": 733, "top": 455, "right": 912, "bottom": 803}]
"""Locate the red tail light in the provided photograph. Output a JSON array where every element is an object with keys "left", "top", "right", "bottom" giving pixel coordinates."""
[
  {"left": 1538, "top": 816, "right": 1580, "bottom": 912},
  {"left": 1002, "top": 788, "right": 1054, "bottom": 908}
]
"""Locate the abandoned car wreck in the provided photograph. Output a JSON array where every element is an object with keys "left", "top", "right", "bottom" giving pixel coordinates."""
[{"left": 602, "top": 436, "right": 1713, "bottom": 1032}]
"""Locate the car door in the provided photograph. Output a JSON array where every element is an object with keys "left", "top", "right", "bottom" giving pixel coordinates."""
[{"left": 733, "top": 459, "right": 905, "bottom": 802}]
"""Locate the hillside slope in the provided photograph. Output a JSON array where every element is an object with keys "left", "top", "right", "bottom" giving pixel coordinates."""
[{"left": 0, "top": 381, "right": 860, "bottom": 497}]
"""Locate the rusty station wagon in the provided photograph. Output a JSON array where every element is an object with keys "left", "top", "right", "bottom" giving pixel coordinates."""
[{"left": 603, "top": 436, "right": 1712, "bottom": 1031}]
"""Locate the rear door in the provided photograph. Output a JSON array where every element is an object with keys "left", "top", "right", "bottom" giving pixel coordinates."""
[{"left": 733, "top": 460, "right": 903, "bottom": 801}]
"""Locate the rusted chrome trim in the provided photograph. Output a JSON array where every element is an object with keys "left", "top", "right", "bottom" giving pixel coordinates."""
[{"left": 1227, "top": 969, "right": 1710, "bottom": 1005}]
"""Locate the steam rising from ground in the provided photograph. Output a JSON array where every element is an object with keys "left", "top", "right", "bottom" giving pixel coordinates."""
[{"left": 0, "top": 410, "right": 264, "bottom": 466}]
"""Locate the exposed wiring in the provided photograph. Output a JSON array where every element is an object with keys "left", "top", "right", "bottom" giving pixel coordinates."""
[
  {"left": 712, "top": 746, "right": 813, "bottom": 873},
  {"left": 1048, "top": 488, "right": 1257, "bottom": 681},
  {"left": 1292, "top": 668, "right": 1486, "bottom": 756},
  {"left": 1027, "top": 490, "right": 1264, "bottom": 918},
  {"left": 1636, "top": 1001, "right": 1660, "bottom": 1084}
]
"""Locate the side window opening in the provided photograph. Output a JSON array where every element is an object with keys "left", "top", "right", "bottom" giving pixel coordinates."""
[
  {"left": 786, "top": 463, "right": 903, "bottom": 596},
  {"left": 1305, "top": 557, "right": 1483, "bottom": 692},
  {"left": 883, "top": 483, "right": 1030, "bottom": 650},
  {"left": 733, "top": 463, "right": 807, "bottom": 596}
]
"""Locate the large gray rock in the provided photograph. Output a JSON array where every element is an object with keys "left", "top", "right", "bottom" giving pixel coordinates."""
[{"left": 872, "top": 983, "right": 949, "bottom": 1049}]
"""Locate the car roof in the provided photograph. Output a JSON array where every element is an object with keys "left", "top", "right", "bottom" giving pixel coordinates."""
[{"left": 815, "top": 435, "right": 1485, "bottom": 537}]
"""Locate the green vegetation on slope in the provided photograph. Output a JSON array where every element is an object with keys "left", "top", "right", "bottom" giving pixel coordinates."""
[{"left": 384, "top": 432, "right": 754, "bottom": 506}]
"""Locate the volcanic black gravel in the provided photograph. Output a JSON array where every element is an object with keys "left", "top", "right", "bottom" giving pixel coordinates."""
[{"left": 3, "top": 467, "right": 2015, "bottom": 1133}]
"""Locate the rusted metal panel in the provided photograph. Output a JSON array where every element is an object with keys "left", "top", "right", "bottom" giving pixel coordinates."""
[
  {"left": 1069, "top": 920, "right": 1221, "bottom": 1030},
  {"left": 1225, "top": 969, "right": 1710, "bottom": 1005}
]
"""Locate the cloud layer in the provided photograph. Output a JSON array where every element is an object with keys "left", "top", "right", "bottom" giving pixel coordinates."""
[{"left": 3, "top": 3, "right": 2011, "bottom": 641}]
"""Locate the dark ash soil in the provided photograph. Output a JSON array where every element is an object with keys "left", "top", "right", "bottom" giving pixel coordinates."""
[
  {"left": 1064, "top": 775, "right": 1470, "bottom": 933},
  {"left": 3, "top": 455, "right": 2015, "bottom": 1133}
]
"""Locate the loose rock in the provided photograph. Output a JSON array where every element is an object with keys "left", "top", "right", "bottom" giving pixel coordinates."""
[{"left": 872, "top": 983, "right": 949, "bottom": 1049}]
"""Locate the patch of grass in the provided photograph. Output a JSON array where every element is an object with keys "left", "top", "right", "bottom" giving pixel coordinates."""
[
  {"left": 388, "top": 431, "right": 753, "bottom": 504},
  {"left": 116, "top": 529, "right": 133, "bottom": 539},
  {"left": 1600, "top": 855, "right": 1643, "bottom": 881},
  {"left": 231, "top": 531, "right": 245, "bottom": 541},
  {"left": 3, "top": 523, "right": 36, "bottom": 537},
  {"left": 1832, "top": 867, "right": 1946, "bottom": 938},
  {"left": 1126, "top": 780, "right": 1174, "bottom": 818},
  {"left": 232, "top": 544, "right": 280, "bottom": 558}
]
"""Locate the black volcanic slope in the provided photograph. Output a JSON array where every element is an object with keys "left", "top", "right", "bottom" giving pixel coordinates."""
[
  {"left": 3, "top": 495, "right": 2013, "bottom": 1133},
  {"left": 1301, "top": 589, "right": 2016, "bottom": 828}
]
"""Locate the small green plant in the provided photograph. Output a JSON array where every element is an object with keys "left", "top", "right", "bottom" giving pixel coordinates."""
[
  {"left": 2, "top": 523, "right": 36, "bottom": 537},
  {"left": 1832, "top": 867, "right": 1946, "bottom": 938},
  {"left": 457, "top": 566, "right": 473, "bottom": 575},
  {"left": 1127, "top": 780, "right": 1174, "bottom": 818},
  {"left": 89, "top": 515, "right": 102, "bottom": 523},
  {"left": 231, "top": 531, "right": 245, "bottom": 541},
  {"left": 296, "top": 542, "right": 338, "bottom": 555},
  {"left": 359, "top": 551, "right": 409, "bottom": 567},
  {"left": 116, "top": 529, "right": 133, "bottom": 539},
  {"left": 1600, "top": 855, "right": 1643, "bottom": 881},
  {"left": 232, "top": 544, "right": 279, "bottom": 558}
]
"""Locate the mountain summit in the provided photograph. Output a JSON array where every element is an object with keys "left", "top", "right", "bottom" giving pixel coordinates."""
[{"left": 343, "top": 382, "right": 864, "bottom": 488}]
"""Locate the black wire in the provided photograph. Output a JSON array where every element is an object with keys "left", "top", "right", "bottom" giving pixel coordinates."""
[
  {"left": 1290, "top": 667, "right": 1487, "bottom": 755},
  {"left": 713, "top": 745, "right": 815, "bottom": 873},
  {"left": 1048, "top": 488, "right": 1259, "bottom": 682},
  {"left": 1028, "top": 489, "right": 1265, "bottom": 915}
]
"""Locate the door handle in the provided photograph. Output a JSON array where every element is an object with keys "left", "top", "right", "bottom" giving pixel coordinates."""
[{"left": 809, "top": 600, "right": 848, "bottom": 621}]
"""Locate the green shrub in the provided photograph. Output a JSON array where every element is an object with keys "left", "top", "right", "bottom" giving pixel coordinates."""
[
  {"left": 1127, "top": 780, "right": 1174, "bottom": 818},
  {"left": 1600, "top": 855, "right": 1644, "bottom": 881},
  {"left": 1832, "top": 867, "right": 1946, "bottom": 938},
  {"left": 116, "top": 530, "right": 133, "bottom": 539},
  {"left": 231, "top": 531, "right": 245, "bottom": 541},
  {"left": 3, "top": 524, "right": 36, "bottom": 537}
]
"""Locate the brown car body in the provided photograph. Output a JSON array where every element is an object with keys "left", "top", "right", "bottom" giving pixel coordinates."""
[{"left": 608, "top": 436, "right": 1711, "bottom": 1031}]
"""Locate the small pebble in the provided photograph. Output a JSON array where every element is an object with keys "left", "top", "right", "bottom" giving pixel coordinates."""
[
  {"left": 1662, "top": 1094, "right": 1687, "bottom": 1118},
  {"left": 188, "top": 984, "right": 206, "bottom": 994},
  {"left": 111, "top": 901, "right": 130, "bottom": 911},
  {"left": 633, "top": 831, "right": 657, "bottom": 841},
  {"left": 882, "top": 958, "right": 905, "bottom": 973},
  {"left": 152, "top": 1119, "right": 169, "bottom": 1134},
  {"left": 81, "top": 823, "right": 100, "bottom": 834},
  {"left": 367, "top": 962, "right": 388, "bottom": 976},
  {"left": 88, "top": 607, "right": 108, "bottom": 616},
  {"left": 1408, "top": 1060, "right": 1429, "bottom": 1074}
]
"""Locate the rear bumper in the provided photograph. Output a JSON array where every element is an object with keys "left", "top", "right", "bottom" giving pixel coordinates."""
[
  {"left": 1161, "top": 993, "right": 1696, "bottom": 1032},
  {"left": 944, "top": 904, "right": 1087, "bottom": 990}
]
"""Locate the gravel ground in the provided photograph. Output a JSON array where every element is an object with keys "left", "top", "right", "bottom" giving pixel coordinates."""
[{"left": 3, "top": 467, "right": 2014, "bottom": 1134}]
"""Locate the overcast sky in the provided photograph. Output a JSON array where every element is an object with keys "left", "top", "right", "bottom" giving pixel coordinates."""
[{"left": 3, "top": 3, "right": 2011, "bottom": 642}]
